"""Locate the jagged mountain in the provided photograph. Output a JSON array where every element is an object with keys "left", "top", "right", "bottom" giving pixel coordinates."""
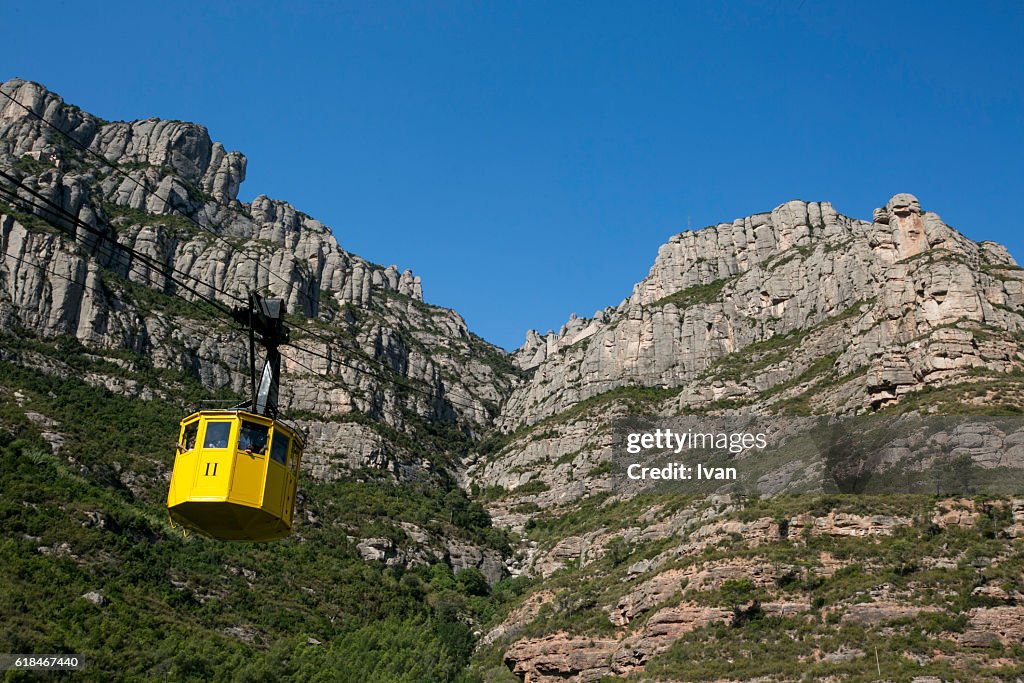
[
  {"left": 3, "top": 77, "right": 1024, "bottom": 683},
  {"left": 0, "top": 77, "right": 530, "bottom": 601},
  {"left": 466, "top": 192, "right": 1024, "bottom": 526},
  {"left": 0, "top": 77, "right": 520, "bottom": 481},
  {"left": 504, "top": 194, "right": 1023, "bottom": 428},
  {"left": 465, "top": 194, "right": 1024, "bottom": 681}
]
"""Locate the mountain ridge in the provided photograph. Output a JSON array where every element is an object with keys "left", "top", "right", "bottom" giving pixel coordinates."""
[
  {"left": 3, "top": 77, "right": 1024, "bottom": 683},
  {"left": 502, "top": 193, "right": 1023, "bottom": 428},
  {"left": 1, "top": 75, "right": 522, "bottom": 584}
]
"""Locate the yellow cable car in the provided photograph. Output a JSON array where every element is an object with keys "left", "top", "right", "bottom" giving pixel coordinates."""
[
  {"left": 167, "top": 294, "right": 305, "bottom": 541},
  {"left": 167, "top": 410, "right": 304, "bottom": 541}
]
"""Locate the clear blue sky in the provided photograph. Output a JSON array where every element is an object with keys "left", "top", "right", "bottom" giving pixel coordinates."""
[{"left": 5, "top": 1, "right": 1023, "bottom": 350}]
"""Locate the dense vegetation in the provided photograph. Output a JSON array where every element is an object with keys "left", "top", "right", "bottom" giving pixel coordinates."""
[{"left": 0, "top": 336, "right": 529, "bottom": 682}]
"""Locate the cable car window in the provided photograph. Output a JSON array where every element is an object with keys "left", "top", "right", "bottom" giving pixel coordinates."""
[
  {"left": 239, "top": 422, "right": 269, "bottom": 455},
  {"left": 181, "top": 422, "right": 199, "bottom": 451},
  {"left": 203, "top": 422, "right": 232, "bottom": 449},
  {"left": 270, "top": 433, "right": 290, "bottom": 465}
]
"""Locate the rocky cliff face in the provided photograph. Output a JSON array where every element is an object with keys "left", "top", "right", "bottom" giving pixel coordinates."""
[
  {"left": 0, "top": 78, "right": 522, "bottom": 581},
  {"left": 0, "top": 78, "right": 517, "bottom": 442},
  {"left": 504, "top": 195, "right": 1023, "bottom": 430},
  {"left": 467, "top": 190, "right": 1024, "bottom": 523}
]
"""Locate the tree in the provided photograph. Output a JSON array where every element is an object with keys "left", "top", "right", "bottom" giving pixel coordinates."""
[{"left": 455, "top": 568, "right": 490, "bottom": 597}]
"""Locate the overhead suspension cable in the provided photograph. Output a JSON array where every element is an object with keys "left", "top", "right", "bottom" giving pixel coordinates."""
[
  {"left": 0, "top": 87, "right": 443, "bottom": 377},
  {"left": 0, "top": 166, "right": 247, "bottom": 306},
  {"left": 0, "top": 172, "right": 239, "bottom": 318},
  {"left": 0, "top": 240, "right": 244, "bottom": 345},
  {"left": 0, "top": 172, "right": 487, "bottom": 414},
  {"left": 2, "top": 87, "right": 348, "bottom": 322}
]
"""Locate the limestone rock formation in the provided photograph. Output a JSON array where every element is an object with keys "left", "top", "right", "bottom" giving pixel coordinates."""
[
  {"left": 1, "top": 77, "right": 516, "bottom": 448},
  {"left": 472, "top": 189, "right": 1024, "bottom": 516},
  {"left": 501, "top": 195, "right": 1023, "bottom": 431},
  {"left": 493, "top": 497, "right": 1024, "bottom": 682},
  {"left": 1, "top": 78, "right": 521, "bottom": 581}
]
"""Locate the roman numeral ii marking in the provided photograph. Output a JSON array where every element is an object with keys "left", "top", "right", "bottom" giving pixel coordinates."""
[{"left": 204, "top": 462, "right": 218, "bottom": 476}]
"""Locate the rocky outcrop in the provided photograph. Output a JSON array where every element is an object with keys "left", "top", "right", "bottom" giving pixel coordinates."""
[
  {"left": 504, "top": 602, "right": 735, "bottom": 682},
  {"left": 501, "top": 195, "right": 1024, "bottom": 429},
  {"left": 959, "top": 606, "right": 1024, "bottom": 647},
  {"left": 468, "top": 187, "right": 1024, "bottom": 531},
  {"left": 480, "top": 590, "right": 555, "bottom": 648},
  {"left": 498, "top": 496, "right": 1020, "bottom": 681},
  {"left": 1, "top": 80, "right": 433, "bottom": 314},
  {"left": 503, "top": 633, "right": 623, "bottom": 683},
  {"left": 347, "top": 524, "right": 505, "bottom": 584},
  {"left": 1, "top": 78, "right": 518, "bottom": 447},
  {"left": 447, "top": 539, "right": 506, "bottom": 585},
  {"left": 839, "top": 601, "right": 936, "bottom": 625},
  {"left": 0, "top": 78, "right": 521, "bottom": 584}
]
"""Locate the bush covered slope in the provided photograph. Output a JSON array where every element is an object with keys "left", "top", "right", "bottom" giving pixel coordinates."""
[{"left": 0, "top": 336, "right": 529, "bottom": 682}]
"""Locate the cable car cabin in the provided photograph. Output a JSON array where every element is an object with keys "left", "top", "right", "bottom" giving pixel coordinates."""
[{"left": 167, "top": 410, "right": 304, "bottom": 541}]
